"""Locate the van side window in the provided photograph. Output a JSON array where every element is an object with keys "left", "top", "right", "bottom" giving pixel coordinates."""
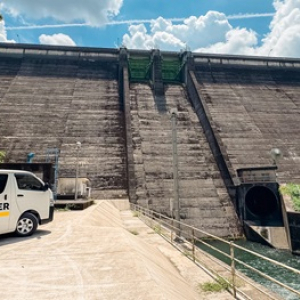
[
  {"left": 15, "top": 174, "right": 43, "bottom": 191},
  {"left": 0, "top": 175, "right": 8, "bottom": 194}
]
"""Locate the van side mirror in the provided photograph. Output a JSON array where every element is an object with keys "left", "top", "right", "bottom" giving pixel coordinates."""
[{"left": 43, "top": 184, "right": 49, "bottom": 191}]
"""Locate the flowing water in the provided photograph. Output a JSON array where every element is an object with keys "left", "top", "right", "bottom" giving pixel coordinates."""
[{"left": 197, "top": 240, "right": 300, "bottom": 300}]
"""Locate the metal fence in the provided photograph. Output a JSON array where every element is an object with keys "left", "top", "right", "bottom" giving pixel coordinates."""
[{"left": 130, "top": 203, "right": 300, "bottom": 300}]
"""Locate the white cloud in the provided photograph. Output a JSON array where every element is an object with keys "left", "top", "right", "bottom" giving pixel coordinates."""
[
  {"left": 2, "top": 0, "right": 123, "bottom": 26},
  {"left": 196, "top": 28, "right": 257, "bottom": 55},
  {"left": 123, "top": 12, "right": 232, "bottom": 51},
  {"left": 39, "top": 33, "right": 76, "bottom": 46},
  {"left": 122, "top": 23, "right": 185, "bottom": 50},
  {"left": 259, "top": 0, "right": 300, "bottom": 57},
  {"left": 0, "top": 20, "right": 15, "bottom": 43},
  {"left": 160, "top": 12, "right": 232, "bottom": 49},
  {"left": 197, "top": 0, "right": 300, "bottom": 57},
  {"left": 122, "top": 0, "right": 300, "bottom": 58}
]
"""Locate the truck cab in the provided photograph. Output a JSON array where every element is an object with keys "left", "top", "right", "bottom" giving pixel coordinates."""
[{"left": 0, "top": 170, "right": 54, "bottom": 237}]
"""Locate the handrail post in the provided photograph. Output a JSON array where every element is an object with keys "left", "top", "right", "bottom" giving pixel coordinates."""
[
  {"left": 171, "top": 219, "right": 174, "bottom": 243},
  {"left": 230, "top": 242, "right": 237, "bottom": 298},
  {"left": 192, "top": 229, "right": 195, "bottom": 262}
]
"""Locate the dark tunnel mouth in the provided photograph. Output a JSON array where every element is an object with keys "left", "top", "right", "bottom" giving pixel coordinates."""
[{"left": 245, "top": 186, "right": 278, "bottom": 217}]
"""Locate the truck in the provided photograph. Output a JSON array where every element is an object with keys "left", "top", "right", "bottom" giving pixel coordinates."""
[{"left": 0, "top": 169, "right": 54, "bottom": 237}]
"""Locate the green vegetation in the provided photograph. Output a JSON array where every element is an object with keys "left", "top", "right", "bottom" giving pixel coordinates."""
[
  {"left": 0, "top": 14, "right": 3, "bottom": 22},
  {"left": 183, "top": 250, "right": 191, "bottom": 258},
  {"left": 280, "top": 184, "right": 300, "bottom": 211},
  {"left": 0, "top": 151, "right": 6, "bottom": 163},
  {"left": 55, "top": 206, "right": 70, "bottom": 212},
  {"left": 199, "top": 277, "right": 230, "bottom": 293},
  {"left": 153, "top": 224, "right": 162, "bottom": 234},
  {"left": 132, "top": 211, "right": 140, "bottom": 217}
]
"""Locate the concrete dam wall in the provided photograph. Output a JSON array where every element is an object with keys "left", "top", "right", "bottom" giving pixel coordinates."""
[
  {"left": 1, "top": 44, "right": 300, "bottom": 237},
  {"left": 193, "top": 56, "right": 300, "bottom": 184},
  {"left": 0, "top": 48, "right": 127, "bottom": 196}
]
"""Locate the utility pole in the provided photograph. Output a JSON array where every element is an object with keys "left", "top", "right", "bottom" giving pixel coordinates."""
[{"left": 171, "top": 108, "right": 180, "bottom": 237}]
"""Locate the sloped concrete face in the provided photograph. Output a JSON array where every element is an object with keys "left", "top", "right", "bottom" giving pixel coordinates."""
[
  {"left": 193, "top": 61, "right": 300, "bottom": 184},
  {"left": 129, "top": 83, "right": 240, "bottom": 237},
  {"left": 0, "top": 56, "right": 127, "bottom": 195}
]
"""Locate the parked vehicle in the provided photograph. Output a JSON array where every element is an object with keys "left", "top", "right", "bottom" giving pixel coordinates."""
[{"left": 0, "top": 170, "right": 54, "bottom": 237}]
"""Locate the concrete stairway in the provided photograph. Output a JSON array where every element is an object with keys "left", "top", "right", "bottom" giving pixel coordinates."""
[{"left": 129, "top": 82, "right": 240, "bottom": 236}]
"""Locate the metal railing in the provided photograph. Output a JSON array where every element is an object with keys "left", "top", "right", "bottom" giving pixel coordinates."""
[{"left": 131, "top": 203, "right": 300, "bottom": 300}]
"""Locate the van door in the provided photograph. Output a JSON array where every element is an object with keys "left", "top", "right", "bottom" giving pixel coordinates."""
[
  {"left": 0, "top": 173, "right": 10, "bottom": 234},
  {"left": 14, "top": 173, "right": 50, "bottom": 221}
]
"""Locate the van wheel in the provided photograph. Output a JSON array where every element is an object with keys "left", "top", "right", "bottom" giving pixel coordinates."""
[{"left": 15, "top": 213, "right": 38, "bottom": 237}]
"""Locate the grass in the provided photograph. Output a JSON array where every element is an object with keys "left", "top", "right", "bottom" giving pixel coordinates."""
[
  {"left": 183, "top": 250, "right": 191, "bottom": 258},
  {"left": 199, "top": 276, "right": 230, "bottom": 293},
  {"left": 153, "top": 224, "right": 162, "bottom": 234},
  {"left": 280, "top": 184, "right": 300, "bottom": 211},
  {"left": 55, "top": 206, "right": 71, "bottom": 212},
  {"left": 199, "top": 275, "right": 244, "bottom": 293},
  {"left": 132, "top": 211, "right": 140, "bottom": 217}
]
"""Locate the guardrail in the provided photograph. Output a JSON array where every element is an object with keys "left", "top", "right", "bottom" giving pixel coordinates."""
[{"left": 131, "top": 203, "right": 300, "bottom": 300}]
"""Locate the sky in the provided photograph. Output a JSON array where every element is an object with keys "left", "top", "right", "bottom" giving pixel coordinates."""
[{"left": 0, "top": 0, "right": 300, "bottom": 58}]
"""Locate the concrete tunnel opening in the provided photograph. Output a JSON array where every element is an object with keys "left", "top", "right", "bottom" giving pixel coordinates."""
[{"left": 245, "top": 186, "right": 278, "bottom": 218}]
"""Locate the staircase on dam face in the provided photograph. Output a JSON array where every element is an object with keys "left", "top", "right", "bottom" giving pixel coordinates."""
[
  {"left": 0, "top": 57, "right": 127, "bottom": 197},
  {"left": 129, "top": 82, "right": 240, "bottom": 237},
  {"left": 194, "top": 63, "right": 300, "bottom": 184}
]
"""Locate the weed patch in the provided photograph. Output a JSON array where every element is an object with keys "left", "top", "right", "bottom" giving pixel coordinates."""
[
  {"left": 132, "top": 211, "right": 140, "bottom": 217},
  {"left": 199, "top": 277, "right": 230, "bottom": 293},
  {"left": 153, "top": 224, "right": 162, "bottom": 234}
]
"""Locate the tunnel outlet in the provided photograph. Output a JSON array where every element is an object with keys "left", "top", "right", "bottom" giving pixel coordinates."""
[{"left": 245, "top": 186, "right": 278, "bottom": 218}]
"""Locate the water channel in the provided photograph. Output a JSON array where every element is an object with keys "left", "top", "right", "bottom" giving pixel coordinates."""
[{"left": 197, "top": 240, "right": 300, "bottom": 300}]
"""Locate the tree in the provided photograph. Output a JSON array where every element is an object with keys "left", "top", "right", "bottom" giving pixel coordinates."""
[{"left": 0, "top": 14, "right": 3, "bottom": 22}]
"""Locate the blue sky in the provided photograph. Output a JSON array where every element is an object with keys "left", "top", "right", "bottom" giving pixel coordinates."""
[{"left": 1, "top": 0, "right": 300, "bottom": 58}]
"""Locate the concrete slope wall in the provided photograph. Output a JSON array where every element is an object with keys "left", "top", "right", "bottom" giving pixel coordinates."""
[
  {"left": 193, "top": 61, "right": 300, "bottom": 183},
  {"left": 129, "top": 82, "right": 240, "bottom": 236},
  {"left": 0, "top": 56, "right": 127, "bottom": 193}
]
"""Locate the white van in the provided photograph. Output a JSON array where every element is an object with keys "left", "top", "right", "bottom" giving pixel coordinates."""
[{"left": 0, "top": 170, "right": 54, "bottom": 237}]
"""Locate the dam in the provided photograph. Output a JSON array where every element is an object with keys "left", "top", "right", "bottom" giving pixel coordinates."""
[{"left": 0, "top": 43, "right": 300, "bottom": 248}]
